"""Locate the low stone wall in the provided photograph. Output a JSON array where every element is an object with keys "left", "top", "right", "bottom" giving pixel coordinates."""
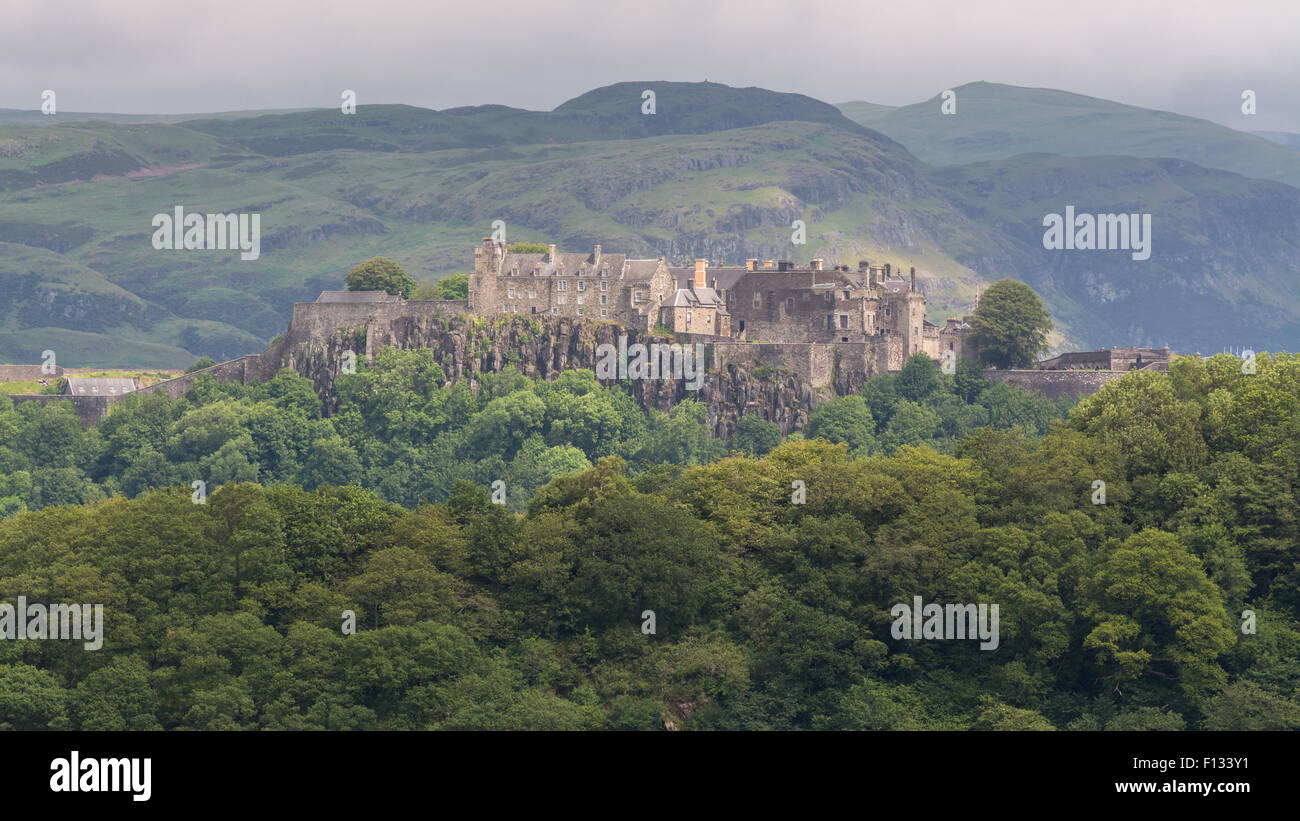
[
  {"left": 982, "top": 369, "right": 1129, "bottom": 400},
  {"left": 0, "top": 364, "right": 63, "bottom": 381}
]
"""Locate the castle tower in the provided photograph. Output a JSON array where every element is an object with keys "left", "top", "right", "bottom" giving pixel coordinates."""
[{"left": 470, "top": 237, "right": 504, "bottom": 313}]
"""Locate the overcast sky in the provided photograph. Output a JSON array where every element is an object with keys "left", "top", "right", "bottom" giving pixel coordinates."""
[{"left": 2, "top": 0, "right": 1297, "bottom": 131}]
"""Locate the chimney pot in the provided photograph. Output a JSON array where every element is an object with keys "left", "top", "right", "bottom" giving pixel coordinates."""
[{"left": 548, "top": 244, "right": 557, "bottom": 261}]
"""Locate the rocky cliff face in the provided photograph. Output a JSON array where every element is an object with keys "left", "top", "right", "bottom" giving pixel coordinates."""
[{"left": 276, "top": 311, "right": 826, "bottom": 438}]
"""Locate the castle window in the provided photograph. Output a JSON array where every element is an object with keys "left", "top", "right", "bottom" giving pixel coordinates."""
[
  {"left": 634, "top": 290, "right": 643, "bottom": 303},
  {"left": 558, "top": 281, "right": 567, "bottom": 291},
  {"left": 577, "top": 295, "right": 585, "bottom": 305},
  {"left": 600, "top": 308, "right": 608, "bottom": 317},
  {"left": 577, "top": 281, "right": 585, "bottom": 291},
  {"left": 578, "top": 308, "right": 585, "bottom": 316},
  {"left": 558, "top": 293, "right": 567, "bottom": 305},
  {"left": 706, "top": 314, "right": 711, "bottom": 324},
  {"left": 786, "top": 297, "right": 794, "bottom": 314},
  {"left": 600, "top": 281, "right": 609, "bottom": 291},
  {"left": 844, "top": 291, "right": 850, "bottom": 300},
  {"left": 600, "top": 294, "right": 607, "bottom": 305},
  {"left": 824, "top": 292, "right": 831, "bottom": 302},
  {"left": 510, "top": 267, "right": 518, "bottom": 276},
  {"left": 840, "top": 314, "right": 848, "bottom": 329},
  {"left": 686, "top": 310, "right": 692, "bottom": 324},
  {"left": 551, "top": 307, "right": 558, "bottom": 315},
  {"left": 884, "top": 307, "right": 891, "bottom": 316},
  {"left": 529, "top": 289, "right": 536, "bottom": 299},
  {"left": 752, "top": 292, "right": 761, "bottom": 308},
  {"left": 508, "top": 288, "right": 515, "bottom": 299},
  {"left": 601, "top": 268, "right": 609, "bottom": 276}
]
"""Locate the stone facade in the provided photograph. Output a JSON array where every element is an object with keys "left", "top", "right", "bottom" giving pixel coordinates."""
[
  {"left": 470, "top": 240, "right": 673, "bottom": 329},
  {"left": 472, "top": 242, "right": 971, "bottom": 371},
  {"left": 981, "top": 369, "right": 1130, "bottom": 401}
]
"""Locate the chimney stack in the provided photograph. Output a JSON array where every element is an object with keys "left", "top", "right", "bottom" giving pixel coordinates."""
[
  {"left": 812, "top": 258, "right": 824, "bottom": 271},
  {"left": 746, "top": 258, "right": 758, "bottom": 271},
  {"left": 694, "top": 258, "right": 708, "bottom": 288},
  {"left": 548, "top": 243, "right": 557, "bottom": 262},
  {"left": 910, "top": 266, "right": 916, "bottom": 292},
  {"left": 858, "top": 260, "right": 870, "bottom": 271},
  {"left": 762, "top": 259, "right": 775, "bottom": 269},
  {"left": 885, "top": 263, "right": 892, "bottom": 278}
]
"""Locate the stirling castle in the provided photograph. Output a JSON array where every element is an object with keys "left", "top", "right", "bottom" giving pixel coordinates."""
[{"left": 469, "top": 238, "right": 970, "bottom": 372}]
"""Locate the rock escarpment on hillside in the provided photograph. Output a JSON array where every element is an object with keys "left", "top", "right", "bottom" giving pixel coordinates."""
[{"left": 277, "top": 308, "right": 825, "bottom": 438}]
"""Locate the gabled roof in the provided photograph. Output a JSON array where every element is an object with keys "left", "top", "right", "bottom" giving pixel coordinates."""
[{"left": 660, "top": 287, "right": 727, "bottom": 311}]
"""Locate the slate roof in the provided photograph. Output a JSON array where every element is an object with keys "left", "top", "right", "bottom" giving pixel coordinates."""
[
  {"left": 496, "top": 251, "right": 662, "bottom": 281},
  {"left": 670, "top": 266, "right": 748, "bottom": 291},
  {"left": 317, "top": 290, "right": 403, "bottom": 303},
  {"left": 65, "top": 377, "right": 137, "bottom": 396},
  {"left": 661, "top": 287, "right": 728, "bottom": 311}
]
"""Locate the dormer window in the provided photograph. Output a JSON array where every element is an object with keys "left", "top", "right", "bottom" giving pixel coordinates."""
[{"left": 601, "top": 268, "right": 609, "bottom": 277}]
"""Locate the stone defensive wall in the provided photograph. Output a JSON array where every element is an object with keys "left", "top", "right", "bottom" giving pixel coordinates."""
[
  {"left": 6, "top": 393, "right": 112, "bottom": 425},
  {"left": 981, "top": 369, "right": 1130, "bottom": 401},
  {"left": 0, "top": 364, "right": 64, "bottom": 381}
]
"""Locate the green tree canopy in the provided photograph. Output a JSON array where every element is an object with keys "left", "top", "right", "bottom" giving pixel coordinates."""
[
  {"left": 968, "top": 279, "right": 1053, "bottom": 369},
  {"left": 344, "top": 257, "right": 417, "bottom": 298}
]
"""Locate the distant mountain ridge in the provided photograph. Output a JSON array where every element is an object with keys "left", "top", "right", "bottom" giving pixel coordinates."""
[
  {"left": 838, "top": 81, "right": 1300, "bottom": 188},
  {"left": 0, "top": 80, "right": 1297, "bottom": 366}
]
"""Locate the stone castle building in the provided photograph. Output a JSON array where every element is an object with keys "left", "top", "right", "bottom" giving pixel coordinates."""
[{"left": 469, "top": 239, "right": 969, "bottom": 370}]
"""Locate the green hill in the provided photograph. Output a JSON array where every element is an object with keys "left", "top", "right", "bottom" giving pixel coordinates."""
[
  {"left": 0, "top": 80, "right": 1298, "bottom": 366},
  {"left": 838, "top": 81, "right": 1300, "bottom": 187}
]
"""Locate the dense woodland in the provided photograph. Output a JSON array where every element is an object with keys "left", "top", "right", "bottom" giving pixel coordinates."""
[{"left": 0, "top": 351, "right": 1297, "bottom": 730}]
